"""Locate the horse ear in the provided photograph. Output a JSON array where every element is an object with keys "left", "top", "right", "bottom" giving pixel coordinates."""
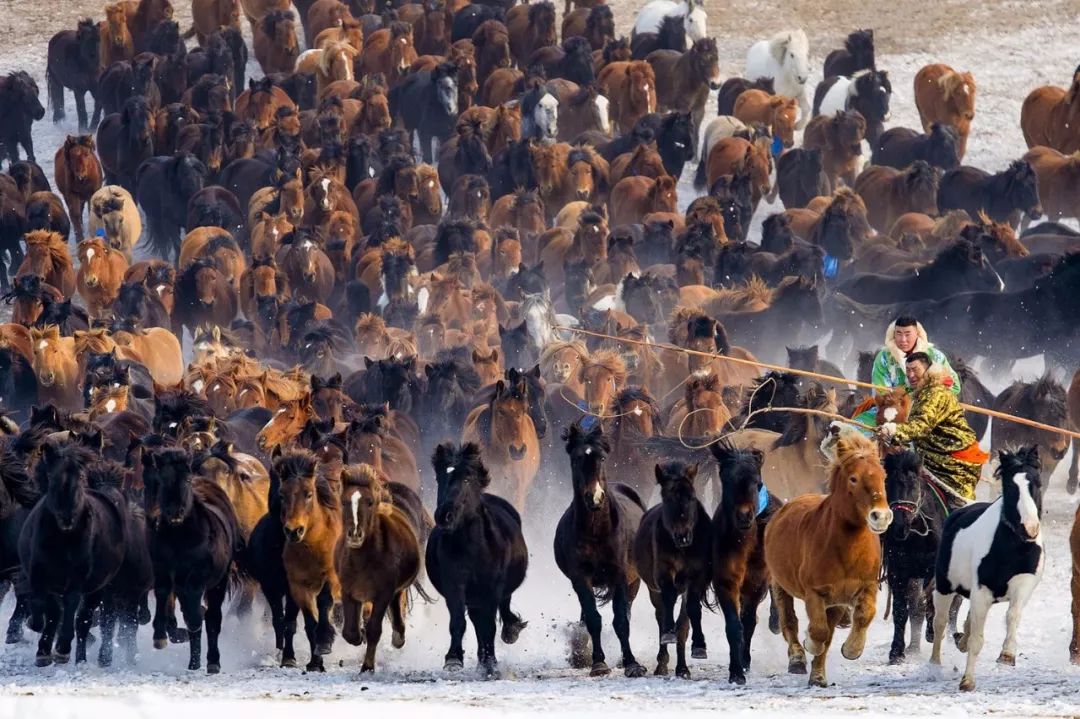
[
  {"left": 749, "top": 448, "right": 765, "bottom": 469},
  {"left": 654, "top": 463, "right": 667, "bottom": 485},
  {"left": 529, "top": 363, "right": 540, "bottom": 379},
  {"left": 491, "top": 349, "right": 499, "bottom": 363},
  {"left": 364, "top": 356, "right": 374, "bottom": 368},
  {"left": 495, "top": 379, "right": 505, "bottom": 397}
]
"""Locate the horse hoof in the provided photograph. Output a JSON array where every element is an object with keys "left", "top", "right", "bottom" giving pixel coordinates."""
[
  {"left": 997, "top": 652, "right": 1015, "bottom": 666},
  {"left": 35, "top": 655, "right": 52, "bottom": 667},
  {"left": 444, "top": 658, "right": 464, "bottom": 672},
  {"left": 959, "top": 677, "right": 975, "bottom": 692},
  {"left": 888, "top": 653, "right": 905, "bottom": 665},
  {"left": 808, "top": 673, "right": 828, "bottom": 688},
  {"left": 691, "top": 647, "right": 707, "bottom": 660},
  {"left": 53, "top": 653, "right": 69, "bottom": 665},
  {"left": 803, "top": 637, "right": 823, "bottom": 656},
  {"left": 305, "top": 660, "right": 325, "bottom": 673},
  {"left": 589, "top": 661, "right": 611, "bottom": 677},
  {"left": 153, "top": 638, "right": 168, "bottom": 650},
  {"left": 501, "top": 620, "right": 527, "bottom": 645},
  {"left": 482, "top": 661, "right": 500, "bottom": 680},
  {"left": 281, "top": 657, "right": 298, "bottom": 669},
  {"left": 788, "top": 658, "right": 807, "bottom": 675},
  {"left": 5, "top": 634, "right": 22, "bottom": 645},
  {"left": 392, "top": 630, "right": 405, "bottom": 649},
  {"left": 660, "top": 632, "right": 676, "bottom": 645},
  {"left": 841, "top": 641, "right": 864, "bottom": 660},
  {"left": 98, "top": 654, "right": 112, "bottom": 668},
  {"left": 207, "top": 663, "right": 220, "bottom": 675},
  {"left": 654, "top": 663, "right": 669, "bottom": 677},
  {"left": 169, "top": 627, "right": 189, "bottom": 644},
  {"left": 1071, "top": 652, "right": 1080, "bottom": 666},
  {"left": 360, "top": 663, "right": 374, "bottom": 674},
  {"left": 315, "top": 641, "right": 334, "bottom": 656},
  {"left": 954, "top": 633, "right": 968, "bottom": 652},
  {"left": 729, "top": 671, "right": 746, "bottom": 685},
  {"left": 189, "top": 660, "right": 201, "bottom": 671},
  {"left": 676, "top": 666, "right": 691, "bottom": 680},
  {"left": 624, "top": 663, "right": 646, "bottom": 678}
]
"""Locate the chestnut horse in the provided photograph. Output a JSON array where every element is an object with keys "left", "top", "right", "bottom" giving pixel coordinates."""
[
  {"left": 99, "top": 4, "right": 135, "bottom": 70},
  {"left": 734, "top": 90, "right": 798, "bottom": 149},
  {"left": 854, "top": 161, "right": 940, "bottom": 234},
  {"left": 76, "top": 236, "right": 129, "bottom": 319},
  {"left": 803, "top": 110, "right": 867, "bottom": 189},
  {"left": 1021, "top": 65, "right": 1080, "bottom": 154},
  {"left": 597, "top": 61, "right": 656, "bottom": 134},
  {"left": 29, "top": 325, "right": 81, "bottom": 410},
  {"left": 609, "top": 175, "right": 677, "bottom": 228},
  {"left": 1022, "top": 146, "right": 1080, "bottom": 224},
  {"left": 360, "top": 22, "right": 418, "bottom": 87},
  {"left": 764, "top": 429, "right": 892, "bottom": 687},
  {"left": 54, "top": 135, "right": 104, "bottom": 242},
  {"left": 461, "top": 375, "right": 541, "bottom": 512},
  {"left": 913, "top": 64, "right": 976, "bottom": 161},
  {"left": 253, "top": 10, "right": 300, "bottom": 75},
  {"left": 18, "top": 230, "right": 76, "bottom": 299}
]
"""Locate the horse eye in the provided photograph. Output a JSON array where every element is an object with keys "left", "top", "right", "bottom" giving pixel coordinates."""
[
  {"left": 849, "top": 476, "right": 857, "bottom": 485},
  {"left": 305, "top": 491, "right": 314, "bottom": 499}
]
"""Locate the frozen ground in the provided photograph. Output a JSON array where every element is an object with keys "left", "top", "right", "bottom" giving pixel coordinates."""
[{"left": 2, "top": 0, "right": 1080, "bottom": 715}]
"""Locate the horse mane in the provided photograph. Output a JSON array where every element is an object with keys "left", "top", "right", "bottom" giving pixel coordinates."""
[
  {"left": 204, "top": 233, "right": 241, "bottom": 255},
  {"left": 261, "top": 9, "right": 294, "bottom": 35},
  {"left": 0, "top": 447, "right": 36, "bottom": 509},
  {"left": 86, "top": 460, "right": 127, "bottom": 492},
  {"left": 340, "top": 462, "right": 388, "bottom": 491},
  {"left": 538, "top": 339, "right": 586, "bottom": 368},
  {"left": 580, "top": 349, "right": 627, "bottom": 385},
  {"left": 610, "top": 385, "right": 662, "bottom": 429},
  {"left": 827, "top": 428, "right": 879, "bottom": 476},
  {"left": 772, "top": 382, "right": 832, "bottom": 449},
  {"left": 937, "top": 70, "right": 974, "bottom": 103},
  {"left": 192, "top": 439, "right": 240, "bottom": 474}
]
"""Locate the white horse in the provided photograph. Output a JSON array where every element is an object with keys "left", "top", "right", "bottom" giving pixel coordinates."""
[
  {"left": 521, "top": 90, "right": 559, "bottom": 145},
  {"left": 632, "top": 0, "right": 708, "bottom": 45},
  {"left": 745, "top": 29, "right": 811, "bottom": 127}
]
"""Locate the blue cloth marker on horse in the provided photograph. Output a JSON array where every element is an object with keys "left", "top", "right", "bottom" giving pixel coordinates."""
[
  {"left": 757, "top": 483, "right": 770, "bottom": 516},
  {"left": 577, "top": 400, "right": 599, "bottom": 430},
  {"left": 771, "top": 135, "right": 784, "bottom": 158},
  {"left": 823, "top": 254, "right": 840, "bottom": 279}
]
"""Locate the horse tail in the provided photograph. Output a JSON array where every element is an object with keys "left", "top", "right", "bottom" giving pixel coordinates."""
[
  {"left": 410, "top": 577, "right": 437, "bottom": 605},
  {"left": 693, "top": 154, "right": 708, "bottom": 190},
  {"left": 46, "top": 65, "right": 63, "bottom": 118},
  {"left": 182, "top": 25, "right": 198, "bottom": 40}
]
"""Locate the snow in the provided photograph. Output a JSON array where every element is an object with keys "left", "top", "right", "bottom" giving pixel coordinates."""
[{"left": 3, "top": 2, "right": 1080, "bottom": 716}]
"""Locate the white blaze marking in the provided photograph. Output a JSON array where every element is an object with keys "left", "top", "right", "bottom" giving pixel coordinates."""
[
  {"left": 446, "top": 465, "right": 454, "bottom": 473},
  {"left": 1015, "top": 473, "right": 1040, "bottom": 538},
  {"left": 193, "top": 379, "right": 205, "bottom": 392},
  {"left": 168, "top": 422, "right": 178, "bottom": 429},
  {"left": 105, "top": 399, "right": 117, "bottom": 413},
  {"left": 350, "top": 490, "right": 361, "bottom": 535},
  {"left": 584, "top": 447, "right": 592, "bottom": 455},
  {"left": 592, "top": 483, "right": 603, "bottom": 505},
  {"left": 38, "top": 340, "right": 48, "bottom": 349},
  {"left": 883, "top": 407, "right": 898, "bottom": 422},
  {"left": 86, "top": 248, "right": 95, "bottom": 260}
]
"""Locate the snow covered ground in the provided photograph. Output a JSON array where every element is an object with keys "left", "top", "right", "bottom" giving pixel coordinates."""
[{"left": 2, "top": 0, "right": 1080, "bottom": 715}]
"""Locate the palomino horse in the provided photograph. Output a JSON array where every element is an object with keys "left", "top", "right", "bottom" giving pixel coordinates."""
[
  {"left": 765, "top": 429, "right": 892, "bottom": 687},
  {"left": 461, "top": 375, "right": 540, "bottom": 512}
]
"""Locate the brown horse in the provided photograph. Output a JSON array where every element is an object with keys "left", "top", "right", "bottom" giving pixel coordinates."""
[
  {"left": 598, "top": 61, "right": 656, "bottom": 134},
  {"left": 193, "top": 439, "right": 270, "bottom": 540},
  {"left": 764, "top": 429, "right": 892, "bottom": 687},
  {"left": 577, "top": 349, "right": 627, "bottom": 417},
  {"left": 99, "top": 3, "right": 135, "bottom": 70},
  {"left": 76, "top": 236, "right": 129, "bottom": 319},
  {"left": 854, "top": 161, "right": 940, "bottom": 234},
  {"left": 1021, "top": 66, "right": 1080, "bottom": 154},
  {"left": 1022, "top": 146, "right": 1080, "bottom": 224},
  {"left": 54, "top": 135, "right": 104, "bottom": 242},
  {"left": 250, "top": 212, "right": 295, "bottom": 259},
  {"left": 256, "top": 394, "right": 315, "bottom": 451},
  {"left": 335, "top": 464, "right": 424, "bottom": 672},
  {"left": 647, "top": 38, "right": 721, "bottom": 138},
  {"left": 278, "top": 449, "right": 342, "bottom": 672},
  {"left": 705, "top": 137, "right": 772, "bottom": 206},
  {"left": 913, "top": 64, "right": 976, "bottom": 161},
  {"left": 471, "top": 20, "right": 512, "bottom": 92},
  {"left": 803, "top": 110, "right": 867, "bottom": 189},
  {"left": 461, "top": 375, "right": 541, "bottom": 512},
  {"left": 399, "top": 0, "right": 451, "bottom": 57},
  {"left": 538, "top": 209, "right": 609, "bottom": 291},
  {"left": 506, "top": 1, "right": 556, "bottom": 68},
  {"left": 610, "top": 143, "right": 666, "bottom": 186},
  {"left": 297, "top": 42, "right": 360, "bottom": 98},
  {"left": 347, "top": 406, "right": 422, "bottom": 493},
  {"left": 488, "top": 189, "right": 546, "bottom": 248},
  {"left": 734, "top": 90, "right": 799, "bottom": 149},
  {"left": 305, "top": 0, "right": 350, "bottom": 48},
  {"left": 609, "top": 175, "right": 677, "bottom": 228},
  {"left": 278, "top": 233, "right": 335, "bottom": 304},
  {"left": 360, "top": 22, "right": 418, "bottom": 87},
  {"left": 235, "top": 79, "right": 297, "bottom": 133},
  {"left": 667, "top": 373, "right": 732, "bottom": 439},
  {"left": 188, "top": 0, "right": 241, "bottom": 46},
  {"left": 253, "top": 10, "right": 300, "bottom": 75},
  {"left": 120, "top": 0, "right": 174, "bottom": 52},
  {"left": 29, "top": 325, "right": 81, "bottom": 410},
  {"left": 19, "top": 230, "right": 76, "bottom": 299}
]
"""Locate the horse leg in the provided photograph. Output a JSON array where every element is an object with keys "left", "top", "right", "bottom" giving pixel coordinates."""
[
  {"left": 998, "top": 575, "right": 1038, "bottom": 666},
  {"left": 1068, "top": 437, "right": 1079, "bottom": 495},
  {"left": 907, "top": 578, "right": 927, "bottom": 656},
  {"left": 807, "top": 606, "right": 843, "bottom": 688},
  {"left": 178, "top": 585, "right": 206, "bottom": 671},
  {"left": 74, "top": 90, "right": 88, "bottom": 132},
  {"left": 117, "top": 597, "right": 139, "bottom": 665},
  {"left": 296, "top": 593, "right": 323, "bottom": 672},
  {"left": 658, "top": 577, "right": 679, "bottom": 643},
  {"left": 1072, "top": 563, "right": 1080, "bottom": 664},
  {"left": 718, "top": 590, "right": 745, "bottom": 684},
  {"left": 498, "top": 593, "right": 526, "bottom": 644},
  {"left": 929, "top": 590, "right": 953, "bottom": 665},
  {"left": 151, "top": 584, "right": 171, "bottom": 649},
  {"left": 738, "top": 582, "right": 767, "bottom": 672},
  {"left": 611, "top": 579, "right": 645, "bottom": 678},
  {"left": 360, "top": 595, "right": 391, "bottom": 673},
  {"left": 571, "top": 578, "right": 608, "bottom": 676},
  {"left": 282, "top": 595, "right": 300, "bottom": 668},
  {"left": 53, "top": 590, "right": 82, "bottom": 663},
  {"left": 673, "top": 598, "right": 690, "bottom": 679},
  {"left": 341, "top": 596, "right": 363, "bottom": 646},
  {"left": 204, "top": 580, "right": 226, "bottom": 674},
  {"left": 767, "top": 586, "right": 780, "bottom": 635},
  {"left": 444, "top": 588, "right": 467, "bottom": 671},
  {"left": 958, "top": 588, "right": 993, "bottom": 692},
  {"left": 389, "top": 590, "right": 407, "bottom": 648},
  {"left": 314, "top": 583, "right": 335, "bottom": 656},
  {"left": 6, "top": 593, "right": 29, "bottom": 644},
  {"left": 649, "top": 590, "right": 670, "bottom": 675},
  {"left": 841, "top": 585, "right": 876, "bottom": 661},
  {"left": 94, "top": 593, "right": 116, "bottom": 667},
  {"left": 888, "top": 573, "right": 910, "bottom": 664},
  {"left": 687, "top": 589, "right": 707, "bottom": 660},
  {"left": 771, "top": 582, "right": 805, "bottom": 674},
  {"left": 89, "top": 91, "right": 102, "bottom": 131},
  {"left": 48, "top": 73, "right": 65, "bottom": 123},
  {"left": 35, "top": 594, "right": 62, "bottom": 666},
  {"left": 472, "top": 600, "right": 500, "bottom": 678}
]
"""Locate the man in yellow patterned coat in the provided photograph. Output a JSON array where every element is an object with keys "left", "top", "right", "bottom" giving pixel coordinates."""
[{"left": 877, "top": 352, "right": 987, "bottom": 505}]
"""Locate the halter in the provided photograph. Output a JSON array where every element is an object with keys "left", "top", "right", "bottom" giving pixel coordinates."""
[{"left": 888, "top": 470, "right": 950, "bottom": 537}]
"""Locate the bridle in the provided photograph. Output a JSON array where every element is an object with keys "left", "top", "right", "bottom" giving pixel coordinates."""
[{"left": 888, "top": 471, "right": 947, "bottom": 538}]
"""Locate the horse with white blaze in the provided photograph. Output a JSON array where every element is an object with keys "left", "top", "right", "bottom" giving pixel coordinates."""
[
  {"left": 632, "top": 0, "right": 708, "bottom": 46},
  {"left": 745, "top": 29, "right": 811, "bottom": 127},
  {"left": 930, "top": 446, "right": 1044, "bottom": 692}
]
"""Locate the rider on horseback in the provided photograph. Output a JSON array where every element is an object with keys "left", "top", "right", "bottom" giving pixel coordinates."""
[{"left": 877, "top": 352, "right": 986, "bottom": 506}]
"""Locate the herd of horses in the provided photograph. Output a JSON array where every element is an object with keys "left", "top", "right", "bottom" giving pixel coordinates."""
[{"left": 0, "top": 0, "right": 1078, "bottom": 695}]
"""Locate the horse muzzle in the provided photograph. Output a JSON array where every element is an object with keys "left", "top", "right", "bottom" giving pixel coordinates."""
[
  {"left": 672, "top": 532, "right": 693, "bottom": 548},
  {"left": 38, "top": 372, "right": 55, "bottom": 387},
  {"left": 576, "top": 189, "right": 590, "bottom": 200},
  {"left": 867, "top": 508, "right": 893, "bottom": 534},
  {"left": 85, "top": 275, "right": 99, "bottom": 287},
  {"left": 346, "top": 530, "right": 365, "bottom": 548},
  {"left": 284, "top": 525, "right": 306, "bottom": 543},
  {"left": 508, "top": 444, "right": 527, "bottom": 461},
  {"left": 1027, "top": 206, "right": 1043, "bottom": 221}
]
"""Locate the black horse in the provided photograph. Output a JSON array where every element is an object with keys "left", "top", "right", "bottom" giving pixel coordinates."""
[
  {"left": 98, "top": 55, "right": 161, "bottom": 118},
  {"left": 97, "top": 96, "right": 157, "bottom": 193},
  {"left": 389, "top": 62, "right": 459, "bottom": 163},
  {"left": 813, "top": 69, "right": 891, "bottom": 143},
  {"left": 883, "top": 450, "right": 948, "bottom": 664},
  {"left": 142, "top": 447, "right": 242, "bottom": 673},
  {"left": 18, "top": 444, "right": 131, "bottom": 666},
  {"left": 937, "top": 160, "right": 1042, "bottom": 227},
  {"left": 46, "top": 18, "right": 102, "bottom": 130},
  {"left": 421, "top": 349, "right": 484, "bottom": 445},
  {"left": 554, "top": 423, "right": 647, "bottom": 677},
  {"left": 0, "top": 444, "right": 37, "bottom": 644},
  {"left": 872, "top": 123, "right": 960, "bottom": 172},
  {"left": 776, "top": 147, "right": 830, "bottom": 209},
  {"left": 427, "top": 442, "right": 528, "bottom": 677},
  {"left": 631, "top": 14, "right": 685, "bottom": 61},
  {"left": 136, "top": 152, "right": 209, "bottom": 261},
  {"left": 823, "top": 29, "right": 875, "bottom": 78},
  {"left": 0, "top": 71, "right": 45, "bottom": 163},
  {"left": 344, "top": 355, "right": 421, "bottom": 413}
]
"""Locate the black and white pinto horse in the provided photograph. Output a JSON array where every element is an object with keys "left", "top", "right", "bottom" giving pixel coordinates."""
[{"left": 930, "top": 446, "right": 1043, "bottom": 692}]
